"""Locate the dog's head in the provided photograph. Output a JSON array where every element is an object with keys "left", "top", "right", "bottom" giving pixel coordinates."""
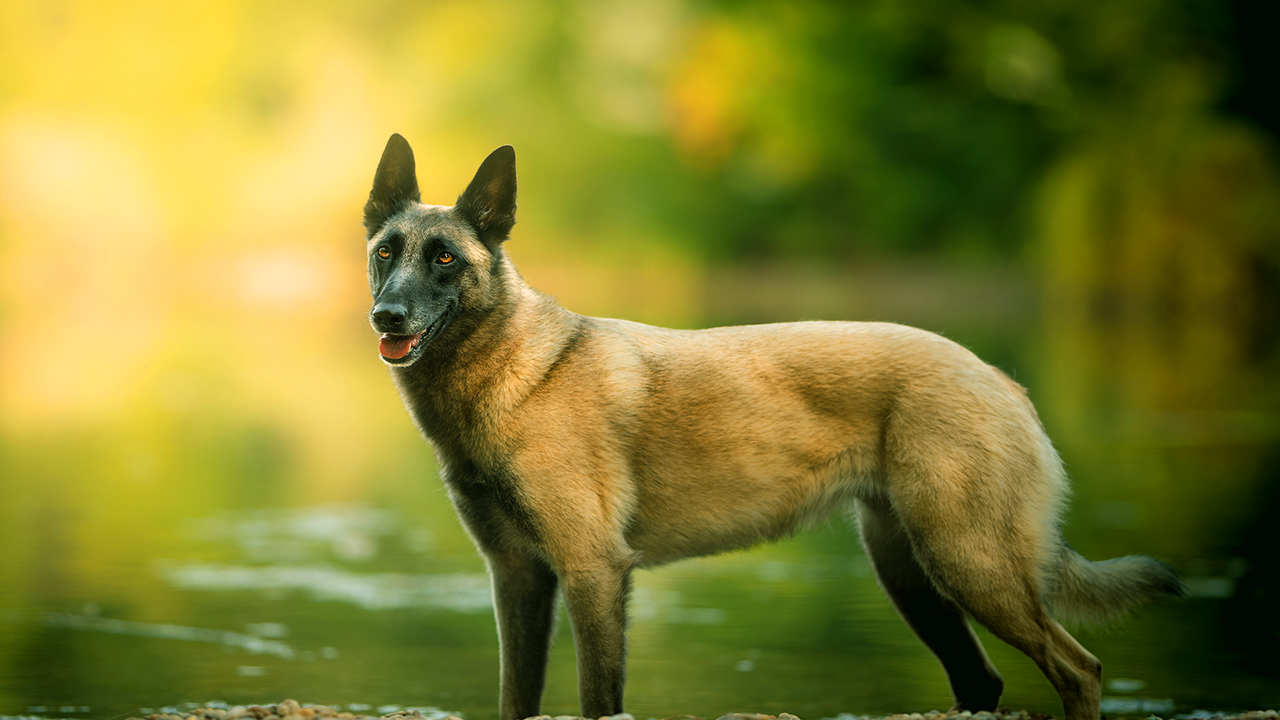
[{"left": 363, "top": 135, "right": 517, "bottom": 367}]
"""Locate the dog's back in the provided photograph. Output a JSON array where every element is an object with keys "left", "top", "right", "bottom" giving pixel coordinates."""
[{"left": 534, "top": 318, "right": 1043, "bottom": 564}]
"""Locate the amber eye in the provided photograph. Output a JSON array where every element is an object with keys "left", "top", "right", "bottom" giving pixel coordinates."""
[
  {"left": 437, "top": 251, "right": 454, "bottom": 264},
  {"left": 376, "top": 246, "right": 391, "bottom": 259}
]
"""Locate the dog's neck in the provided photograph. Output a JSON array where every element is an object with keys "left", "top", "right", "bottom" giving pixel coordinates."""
[{"left": 390, "top": 262, "right": 580, "bottom": 463}]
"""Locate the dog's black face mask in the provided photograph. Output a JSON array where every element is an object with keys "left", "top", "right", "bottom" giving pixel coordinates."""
[
  {"left": 363, "top": 135, "right": 517, "bottom": 367},
  {"left": 366, "top": 211, "right": 468, "bottom": 366}
]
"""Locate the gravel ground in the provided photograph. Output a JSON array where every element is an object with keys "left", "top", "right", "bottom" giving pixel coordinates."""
[{"left": 124, "top": 701, "right": 1280, "bottom": 720}]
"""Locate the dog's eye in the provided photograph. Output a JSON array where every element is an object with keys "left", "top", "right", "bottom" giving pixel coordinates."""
[
  {"left": 437, "top": 251, "right": 454, "bottom": 264},
  {"left": 376, "top": 246, "right": 391, "bottom": 260}
]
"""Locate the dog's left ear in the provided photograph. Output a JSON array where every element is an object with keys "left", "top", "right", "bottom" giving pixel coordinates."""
[
  {"left": 364, "top": 133, "right": 421, "bottom": 237},
  {"left": 455, "top": 145, "right": 517, "bottom": 244}
]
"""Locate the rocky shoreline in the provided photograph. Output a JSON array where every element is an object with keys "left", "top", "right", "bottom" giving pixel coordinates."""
[{"left": 123, "top": 700, "right": 1280, "bottom": 720}]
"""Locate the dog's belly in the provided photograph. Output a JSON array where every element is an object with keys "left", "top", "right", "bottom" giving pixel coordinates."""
[{"left": 622, "top": 435, "right": 882, "bottom": 567}]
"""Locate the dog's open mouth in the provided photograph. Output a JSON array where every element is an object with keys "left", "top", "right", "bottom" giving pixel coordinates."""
[{"left": 379, "top": 329, "right": 428, "bottom": 363}]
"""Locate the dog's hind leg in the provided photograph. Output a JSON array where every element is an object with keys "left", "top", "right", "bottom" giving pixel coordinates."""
[
  {"left": 887, "top": 484, "right": 1103, "bottom": 720},
  {"left": 980, "top": 608, "right": 1102, "bottom": 720},
  {"left": 933, "top": 567, "right": 1102, "bottom": 720},
  {"left": 489, "top": 552, "right": 559, "bottom": 720},
  {"left": 855, "top": 498, "right": 1005, "bottom": 711}
]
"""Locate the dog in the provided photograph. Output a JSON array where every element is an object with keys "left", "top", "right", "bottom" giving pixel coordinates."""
[{"left": 363, "top": 134, "right": 1184, "bottom": 720}]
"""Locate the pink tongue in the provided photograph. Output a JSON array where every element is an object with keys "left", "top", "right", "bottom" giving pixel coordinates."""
[{"left": 379, "top": 334, "right": 415, "bottom": 359}]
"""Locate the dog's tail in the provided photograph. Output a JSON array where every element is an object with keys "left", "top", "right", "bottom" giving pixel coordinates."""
[{"left": 1047, "top": 544, "right": 1186, "bottom": 626}]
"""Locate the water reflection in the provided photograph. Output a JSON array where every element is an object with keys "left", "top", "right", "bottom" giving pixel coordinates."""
[
  {"left": 41, "top": 611, "right": 300, "bottom": 660},
  {"left": 160, "top": 564, "right": 492, "bottom": 613},
  {"left": 188, "top": 505, "right": 423, "bottom": 565},
  {"left": 1098, "top": 697, "right": 1175, "bottom": 715}
]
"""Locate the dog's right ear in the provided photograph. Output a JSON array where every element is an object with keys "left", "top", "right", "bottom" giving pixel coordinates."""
[{"left": 364, "top": 134, "right": 421, "bottom": 237}]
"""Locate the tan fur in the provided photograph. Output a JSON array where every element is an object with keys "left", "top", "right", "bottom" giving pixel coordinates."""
[{"left": 363, "top": 138, "right": 1183, "bottom": 720}]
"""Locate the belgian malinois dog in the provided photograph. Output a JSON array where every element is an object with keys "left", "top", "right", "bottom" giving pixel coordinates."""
[{"left": 363, "top": 134, "right": 1183, "bottom": 720}]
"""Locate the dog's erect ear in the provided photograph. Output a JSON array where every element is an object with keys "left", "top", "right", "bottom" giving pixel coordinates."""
[
  {"left": 455, "top": 145, "right": 517, "bottom": 244},
  {"left": 364, "top": 134, "right": 421, "bottom": 236}
]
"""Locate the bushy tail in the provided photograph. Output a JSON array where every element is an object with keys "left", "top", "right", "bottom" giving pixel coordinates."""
[{"left": 1048, "top": 546, "right": 1186, "bottom": 627}]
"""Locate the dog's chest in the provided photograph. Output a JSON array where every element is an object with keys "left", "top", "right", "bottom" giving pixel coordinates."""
[{"left": 435, "top": 451, "right": 543, "bottom": 553}]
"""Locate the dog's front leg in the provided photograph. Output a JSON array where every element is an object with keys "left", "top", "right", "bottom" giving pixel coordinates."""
[
  {"left": 561, "top": 562, "right": 632, "bottom": 718},
  {"left": 490, "top": 552, "right": 559, "bottom": 720}
]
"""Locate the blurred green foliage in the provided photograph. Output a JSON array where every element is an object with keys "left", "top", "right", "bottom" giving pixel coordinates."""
[{"left": 264, "top": 0, "right": 1274, "bottom": 263}]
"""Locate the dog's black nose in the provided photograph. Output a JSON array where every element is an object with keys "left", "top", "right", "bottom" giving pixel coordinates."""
[{"left": 372, "top": 302, "right": 408, "bottom": 330}]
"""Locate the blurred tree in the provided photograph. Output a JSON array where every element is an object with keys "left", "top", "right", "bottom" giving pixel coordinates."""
[{"left": 443, "top": 0, "right": 1276, "bottom": 267}]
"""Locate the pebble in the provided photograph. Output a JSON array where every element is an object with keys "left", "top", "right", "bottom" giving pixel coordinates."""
[{"left": 122, "top": 700, "right": 1280, "bottom": 720}]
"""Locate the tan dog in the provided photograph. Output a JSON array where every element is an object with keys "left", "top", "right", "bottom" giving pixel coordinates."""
[{"left": 363, "top": 135, "right": 1183, "bottom": 720}]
